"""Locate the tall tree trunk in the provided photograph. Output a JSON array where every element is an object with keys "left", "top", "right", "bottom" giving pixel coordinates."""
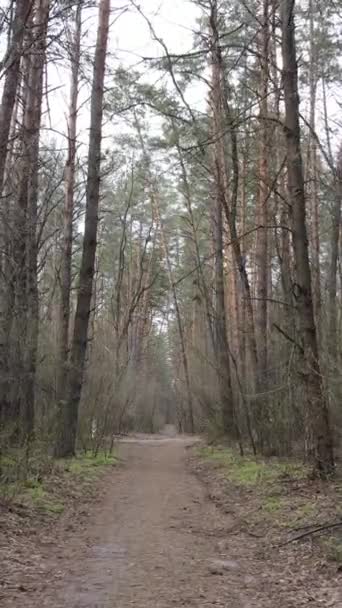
[
  {"left": 0, "top": 0, "right": 32, "bottom": 430},
  {"left": 8, "top": 0, "right": 49, "bottom": 441},
  {"left": 280, "top": 0, "right": 334, "bottom": 477},
  {"left": 213, "top": 185, "right": 236, "bottom": 436},
  {"left": 209, "top": 0, "right": 253, "bottom": 440},
  {"left": 171, "top": 120, "right": 215, "bottom": 353},
  {"left": 328, "top": 145, "right": 342, "bottom": 363},
  {"left": 56, "top": 0, "right": 111, "bottom": 458},
  {"left": 255, "top": 0, "right": 269, "bottom": 392},
  {"left": 57, "top": 3, "right": 82, "bottom": 400},
  {"left": 209, "top": 0, "right": 236, "bottom": 437},
  {"left": 254, "top": 0, "right": 271, "bottom": 447},
  {"left": 24, "top": 0, "right": 50, "bottom": 440},
  {"left": 0, "top": 0, "right": 31, "bottom": 198},
  {"left": 209, "top": 0, "right": 258, "bottom": 376},
  {"left": 307, "top": 0, "right": 321, "bottom": 337}
]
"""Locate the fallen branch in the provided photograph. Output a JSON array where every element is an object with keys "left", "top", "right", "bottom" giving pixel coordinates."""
[{"left": 280, "top": 521, "right": 342, "bottom": 545}]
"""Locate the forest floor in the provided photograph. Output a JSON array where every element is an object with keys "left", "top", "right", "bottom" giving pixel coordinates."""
[{"left": 1, "top": 433, "right": 342, "bottom": 607}]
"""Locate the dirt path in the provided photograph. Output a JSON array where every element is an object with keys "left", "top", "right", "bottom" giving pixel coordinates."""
[
  {"left": 3, "top": 436, "right": 341, "bottom": 607},
  {"left": 45, "top": 436, "right": 245, "bottom": 607}
]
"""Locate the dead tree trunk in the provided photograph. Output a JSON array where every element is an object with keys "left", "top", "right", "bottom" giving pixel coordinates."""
[
  {"left": 56, "top": 0, "right": 111, "bottom": 458},
  {"left": 281, "top": 0, "right": 334, "bottom": 477}
]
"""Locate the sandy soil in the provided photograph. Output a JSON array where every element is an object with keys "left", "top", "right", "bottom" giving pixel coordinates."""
[{"left": 1, "top": 435, "right": 342, "bottom": 607}]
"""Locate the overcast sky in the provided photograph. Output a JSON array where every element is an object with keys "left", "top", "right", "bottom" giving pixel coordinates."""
[
  {"left": 47, "top": 0, "right": 202, "bottom": 151},
  {"left": 115, "top": 0, "right": 199, "bottom": 61},
  {"left": 38, "top": 0, "right": 340, "bottom": 156}
]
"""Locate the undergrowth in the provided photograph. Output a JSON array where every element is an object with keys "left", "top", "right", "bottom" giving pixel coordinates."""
[
  {"left": 198, "top": 446, "right": 307, "bottom": 486},
  {"left": 0, "top": 449, "right": 118, "bottom": 516},
  {"left": 322, "top": 536, "right": 342, "bottom": 564},
  {"left": 60, "top": 451, "right": 117, "bottom": 477},
  {"left": 197, "top": 445, "right": 342, "bottom": 563}
]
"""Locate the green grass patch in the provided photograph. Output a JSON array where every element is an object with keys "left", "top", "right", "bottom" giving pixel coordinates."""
[
  {"left": 286, "top": 501, "right": 319, "bottom": 527},
  {"left": 197, "top": 446, "right": 319, "bottom": 530},
  {"left": 61, "top": 451, "right": 118, "bottom": 478},
  {"left": 197, "top": 445, "right": 340, "bottom": 565},
  {"left": 262, "top": 495, "right": 283, "bottom": 513},
  {"left": 1, "top": 450, "right": 118, "bottom": 516},
  {"left": 16, "top": 452, "right": 118, "bottom": 513},
  {"left": 19, "top": 480, "right": 65, "bottom": 514},
  {"left": 197, "top": 446, "right": 307, "bottom": 487},
  {"left": 321, "top": 537, "right": 342, "bottom": 563},
  {"left": 0, "top": 454, "right": 17, "bottom": 469}
]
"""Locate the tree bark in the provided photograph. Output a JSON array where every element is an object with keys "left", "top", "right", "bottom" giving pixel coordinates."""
[
  {"left": 0, "top": 1, "right": 32, "bottom": 430},
  {"left": 213, "top": 179, "right": 236, "bottom": 436},
  {"left": 0, "top": 0, "right": 32, "bottom": 198},
  {"left": 328, "top": 145, "right": 342, "bottom": 363},
  {"left": 280, "top": 0, "right": 334, "bottom": 477},
  {"left": 209, "top": 0, "right": 237, "bottom": 437},
  {"left": 208, "top": 0, "right": 253, "bottom": 439},
  {"left": 57, "top": 3, "right": 82, "bottom": 400},
  {"left": 56, "top": 0, "right": 111, "bottom": 458},
  {"left": 307, "top": 0, "right": 321, "bottom": 337},
  {"left": 24, "top": 0, "right": 50, "bottom": 440},
  {"left": 6, "top": 0, "right": 49, "bottom": 441},
  {"left": 255, "top": 0, "right": 269, "bottom": 392}
]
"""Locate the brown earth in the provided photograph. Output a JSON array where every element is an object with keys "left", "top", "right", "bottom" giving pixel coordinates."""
[{"left": 1, "top": 435, "right": 342, "bottom": 607}]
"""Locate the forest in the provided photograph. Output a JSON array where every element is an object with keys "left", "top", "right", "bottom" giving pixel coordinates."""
[{"left": 0, "top": 0, "right": 341, "bottom": 484}]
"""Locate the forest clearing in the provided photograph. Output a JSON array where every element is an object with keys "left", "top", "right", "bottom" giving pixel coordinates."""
[{"left": 0, "top": 0, "right": 342, "bottom": 605}]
